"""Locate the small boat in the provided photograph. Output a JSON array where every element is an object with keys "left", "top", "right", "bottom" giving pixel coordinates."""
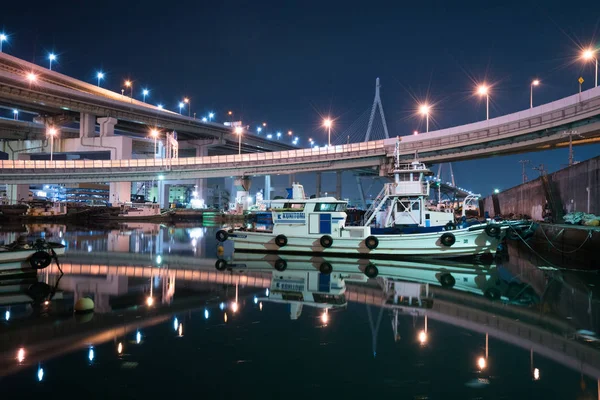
[
  {"left": 0, "top": 236, "right": 65, "bottom": 269},
  {"left": 24, "top": 201, "right": 68, "bottom": 220},
  {"left": 217, "top": 144, "right": 529, "bottom": 259},
  {"left": 106, "top": 202, "right": 173, "bottom": 221}
]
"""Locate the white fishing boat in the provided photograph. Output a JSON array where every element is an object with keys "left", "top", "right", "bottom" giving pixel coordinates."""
[
  {"left": 217, "top": 143, "right": 527, "bottom": 259},
  {"left": 112, "top": 202, "right": 172, "bottom": 220}
]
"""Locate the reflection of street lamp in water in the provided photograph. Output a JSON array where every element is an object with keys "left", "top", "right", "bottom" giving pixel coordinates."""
[{"left": 321, "top": 309, "right": 329, "bottom": 324}]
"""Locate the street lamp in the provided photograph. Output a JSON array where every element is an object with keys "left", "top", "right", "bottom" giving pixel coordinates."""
[
  {"left": 323, "top": 118, "right": 332, "bottom": 146},
  {"left": 13, "top": 109, "right": 18, "bottom": 120},
  {"left": 0, "top": 33, "right": 7, "bottom": 52},
  {"left": 582, "top": 48, "right": 598, "bottom": 88},
  {"left": 142, "top": 89, "right": 149, "bottom": 103},
  {"left": 208, "top": 112, "right": 214, "bottom": 121},
  {"left": 27, "top": 72, "right": 37, "bottom": 84},
  {"left": 201, "top": 117, "right": 207, "bottom": 122},
  {"left": 183, "top": 98, "right": 190, "bottom": 117},
  {"left": 477, "top": 85, "right": 490, "bottom": 120},
  {"left": 276, "top": 131, "right": 281, "bottom": 139},
  {"left": 288, "top": 130, "right": 293, "bottom": 136},
  {"left": 125, "top": 80, "right": 133, "bottom": 98},
  {"left": 530, "top": 80, "right": 540, "bottom": 108},
  {"left": 48, "top": 53, "right": 56, "bottom": 71},
  {"left": 96, "top": 72, "right": 104, "bottom": 87},
  {"left": 47, "top": 127, "right": 57, "bottom": 161},
  {"left": 235, "top": 126, "right": 243, "bottom": 155},
  {"left": 151, "top": 129, "right": 159, "bottom": 158},
  {"left": 178, "top": 102, "right": 184, "bottom": 114},
  {"left": 419, "top": 104, "right": 430, "bottom": 132}
]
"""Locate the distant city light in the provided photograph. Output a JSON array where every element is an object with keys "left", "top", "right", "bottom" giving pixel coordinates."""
[
  {"left": 157, "top": 104, "right": 163, "bottom": 109},
  {"left": 201, "top": 117, "right": 207, "bottom": 122},
  {"left": 257, "top": 127, "right": 262, "bottom": 133},
  {"left": 208, "top": 112, "right": 215, "bottom": 120},
  {"left": 266, "top": 134, "right": 273, "bottom": 139},
  {"left": 48, "top": 53, "right": 56, "bottom": 70},
  {"left": 143, "top": 89, "right": 149, "bottom": 95},
  {"left": 0, "top": 33, "right": 7, "bottom": 52},
  {"left": 494, "top": 188, "right": 500, "bottom": 194},
  {"left": 276, "top": 131, "right": 282, "bottom": 139},
  {"left": 27, "top": 72, "right": 37, "bottom": 83},
  {"left": 96, "top": 72, "right": 104, "bottom": 87}
]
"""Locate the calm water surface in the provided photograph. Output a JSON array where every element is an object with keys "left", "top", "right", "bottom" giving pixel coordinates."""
[{"left": 0, "top": 223, "right": 599, "bottom": 399}]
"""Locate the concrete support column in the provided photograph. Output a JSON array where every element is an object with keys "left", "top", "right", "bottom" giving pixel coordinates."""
[
  {"left": 264, "top": 175, "right": 271, "bottom": 201},
  {"left": 235, "top": 177, "right": 251, "bottom": 212},
  {"left": 158, "top": 182, "right": 170, "bottom": 209},
  {"left": 98, "top": 117, "right": 117, "bottom": 137},
  {"left": 194, "top": 146, "right": 208, "bottom": 204},
  {"left": 316, "top": 172, "right": 322, "bottom": 198},
  {"left": 80, "top": 113, "right": 96, "bottom": 138},
  {"left": 109, "top": 182, "right": 131, "bottom": 205},
  {"left": 336, "top": 171, "right": 342, "bottom": 199}
]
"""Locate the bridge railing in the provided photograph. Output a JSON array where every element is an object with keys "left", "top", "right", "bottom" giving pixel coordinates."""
[{"left": 0, "top": 140, "right": 387, "bottom": 170}]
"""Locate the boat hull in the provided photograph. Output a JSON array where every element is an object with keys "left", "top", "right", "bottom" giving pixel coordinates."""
[
  {"left": 227, "top": 226, "right": 502, "bottom": 259},
  {"left": 0, "top": 245, "right": 65, "bottom": 264}
]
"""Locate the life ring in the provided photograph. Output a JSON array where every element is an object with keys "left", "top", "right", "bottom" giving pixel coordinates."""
[
  {"left": 29, "top": 251, "right": 52, "bottom": 270},
  {"left": 274, "top": 258, "right": 287, "bottom": 271},
  {"left": 484, "top": 287, "right": 502, "bottom": 300},
  {"left": 364, "top": 263, "right": 379, "bottom": 279},
  {"left": 275, "top": 235, "right": 288, "bottom": 247},
  {"left": 365, "top": 236, "right": 379, "bottom": 250},
  {"left": 440, "top": 232, "right": 456, "bottom": 247},
  {"left": 439, "top": 273, "right": 456, "bottom": 288},
  {"left": 320, "top": 235, "right": 333, "bottom": 248},
  {"left": 445, "top": 222, "right": 457, "bottom": 231},
  {"left": 319, "top": 262, "right": 333, "bottom": 275},
  {"left": 215, "top": 259, "right": 228, "bottom": 271},
  {"left": 485, "top": 224, "right": 501, "bottom": 238},
  {"left": 216, "top": 230, "right": 228, "bottom": 242}
]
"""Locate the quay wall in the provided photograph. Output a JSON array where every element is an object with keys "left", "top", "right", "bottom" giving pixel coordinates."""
[{"left": 483, "top": 155, "right": 600, "bottom": 220}]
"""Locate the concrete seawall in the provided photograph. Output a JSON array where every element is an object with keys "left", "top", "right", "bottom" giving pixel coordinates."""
[{"left": 483, "top": 155, "right": 600, "bottom": 220}]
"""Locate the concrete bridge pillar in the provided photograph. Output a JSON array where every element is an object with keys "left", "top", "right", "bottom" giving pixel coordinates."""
[
  {"left": 194, "top": 146, "right": 208, "bottom": 204},
  {"left": 109, "top": 182, "right": 132, "bottom": 205},
  {"left": 264, "top": 175, "right": 271, "bottom": 201},
  {"left": 234, "top": 177, "right": 251, "bottom": 211},
  {"left": 98, "top": 117, "right": 117, "bottom": 137},
  {"left": 80, "top": 113, "right": 96, "bottom": 138},
  {"left": 316, "top": 172, "right": 322, "bottom": 198}
]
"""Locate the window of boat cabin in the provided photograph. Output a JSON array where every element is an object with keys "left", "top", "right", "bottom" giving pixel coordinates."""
[
  {"left": 272, "top": 202, "right": 305, "bottom": 211},
  {"left": 315, "top": 203, "right": 346, "bottom": 212},
  {"left": 397, "top": 200, "right": 419, "bottom": 211}
]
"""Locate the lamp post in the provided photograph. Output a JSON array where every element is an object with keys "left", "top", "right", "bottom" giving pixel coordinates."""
[
  {"left": 235, "top": 126, "right": 243, "bottom": 155},
  {"left": 0, "top": 34, "right": 6, "bottom": 52},
  {"left": 143, "top": 89, "right": 149, "bottom": 103},
  {"left": 323, "top": 118, "right": 332, "bottom": 146},
  {"left": 184, "top": 98, "right": 190, "bottom": 117},
  {"left": 530, "top": 80, "right": 540, "bottom": 108},
  {"left": 96, "top": 72, "right": 104, "bottom": 87},
  {"left": 208, "top": 112, "right": 214, "bottom": 121},
  {"left": 48, "top": 53, "right": 56, "bottom": 71},
  {"left": 178, "top": 102, "right": 184, "bottom": 115},
  {"left": 582, "top": 48, "right": 598, "bottom": 88},
  {"left": 47, "top": 127, "right": 57, "bottom": 161},
  {"left": 477, "top": 85, "right": 490, "bottom": 120},
  {"left": 125, "top": 80, "right": 133, "bottom": 98},
  {"left": 419, "top": 104, "right": 430, "bottom": 132},
  {"left": 257, "top": 127, "right": 262, "bottom": 134},
  {"left": 228, "top": 111, "right": 233, "bottom": 126},
  {"left": 151, "top": 129, "right": 159, "bottom": 158},
  {"left": 13, "top": 109, "right": 18, "bottom": 120}
]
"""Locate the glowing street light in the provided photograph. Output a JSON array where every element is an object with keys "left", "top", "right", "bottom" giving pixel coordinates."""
[
  {"left": 201, "top": 117, "right": 207, "bottom": 122},
  {"left": 142, "top": 89, "right": 149, "bottom": 103},
  {"left": 276, "top": 131, "right": 282, "bottom": 139},
  {"left": 125, "top": 80, "right": 133, "bottom": 98},
  {"left": 13, "top": 109, "right": 18, "bottom": 120},
  {"left": 288, "top": 130, "right": 293, "bottom": 136},
  {"left": 27, "top": 72, "right": 37, "bottom": 84},
  {"left": 419, "top": 104, "right": 430, "bottom": 132},
  {"left": 157, "top": 104, "right": 163, "bottom": 110},
  {"left": 477, "top": 84, "right": 490, "bottom": 120},
  {"left": 208, "top": 112, "right": 214, "bottom": 121},
  {"left": 47, "top": 127, "right": 57, "bottom": 161},
  {"left": 235, "top": 126, "right": 243, "bottom": 155},
  {"left": 582, "top": 48, "right": 598, "bottom": 88},
  {"left": 0, "top": 33, "right": 7, "bottom": 52},
  {"left": 48, "top": 53, "right": 56, "bottom": 71},
  {"left": 257, "top": 127, "right": 262, "bottom": 134},
  {"left": 529, "top": 79, "right": 540, "bottom": 108},
  {"left": 323, "top": 118, "right": 333, "bottom": 146},
  {"left": 96, "top": 72, "right": 104, "bottom": 87},
  {"left": 413, "top": 130, "right": 419, "bottom": 135},
  {"left": 178, "top": 102, "right": 184, "bottom": 114},
  {"left": 183, "top": 97, "right": 190, "bottom": 117},
  {"left": 151, "top": 129, "right": 159, "bottom": 158}
]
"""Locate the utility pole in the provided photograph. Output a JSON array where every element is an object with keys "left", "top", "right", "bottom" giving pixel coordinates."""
[
  {"left": 562, "top": 130, "right": 580, "bottom": 166},
  {"left": 519, "top": 160, "right": 530, "bottom": 184}
]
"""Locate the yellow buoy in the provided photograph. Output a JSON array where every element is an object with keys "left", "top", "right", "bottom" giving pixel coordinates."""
[
  {"left": 217, "top": 245, "right": 225, "bottom": 256},
  {"left": 74, "top": 297, "right": 95, "bottom": 313}
]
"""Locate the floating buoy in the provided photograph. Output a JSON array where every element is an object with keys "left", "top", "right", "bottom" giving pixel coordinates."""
[
  {"left": 29, "top": 251, "right": 52, "bottom": 269},
  {"left": 364, "top": 263, "right": 379, "bottom": 279},
  {"left": 440, "top": 232, "right": 456, "bottom": 247},
  {"left": 319, "top": 262, "right": 333, "bottom": 275},
  {"left": 320, "top": 235, "right": 333, "bottom": 248},
  {"left": 275, "top": 234, "right": 288, "bottom": 247},
  {"left": 74, "top": 297, "right": 95, "bottom": 313},
  {"left": 274, "top": 258, "right": 287, "bottom": 271},
  {"left": 215, "top": 230, "right": 228, "bottom": 242},
  {"left": 365, "top": 236, "right": 379, "bottom": 250},
  {"left": 215, "top": 259, "right": 227, "bottom": 271},
  {"left": 439, "top": 273, "right": 456, "bottom": 288}
]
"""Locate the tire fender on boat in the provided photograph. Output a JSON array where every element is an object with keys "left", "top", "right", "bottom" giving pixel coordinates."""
[
  {"left": 274, "top": 259, "right": 287, "bottom": 271},
  {"left": 29, "top": 251, "right": 52, "bottom": 270},
  {"left": 365, "top": 236, "right": 379, "bottom": 250},
  {"left": 319, "top": 262, "right": 333, "bottom": 275},
  {"left": 215, "top": 259, "right": 228, "bottom": 271},
  {"left": 440, "top": 232, "right": 456, "bottom": 247},
  {"left": 445, "top": 222, "right": 457, "bottom": 231},
  {"left": 275, "top": 234, "right": 288, "bottom": 247},
  {"left": 364, "top": 263, "right": 379, "bottom": 278},
  {"left": 320, "top": 235, "right": 333, "bottom": 248},
  {"left": 216, "top": 230, "right": 229, "bottom": 242},
  {"left": 439, "top": 273, "right": 456, "bottom": 288},
  {"left": 485, "top": 224, "right": 501, "bottom": 238}
]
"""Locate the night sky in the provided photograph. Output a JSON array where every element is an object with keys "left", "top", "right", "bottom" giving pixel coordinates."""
[{"left": 1, "top": 1, "right": 600, "bottom": 197}]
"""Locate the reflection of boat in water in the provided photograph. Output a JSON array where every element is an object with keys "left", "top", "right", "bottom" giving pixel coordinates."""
[
  {"left": 0, "top": 237, "right": 65, "bottom": 268},
  {"left": 97, "top": 202, "right": 174, "bottom": 221}
]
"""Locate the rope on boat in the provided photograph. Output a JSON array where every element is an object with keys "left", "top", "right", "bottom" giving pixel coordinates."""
[{"left": 539, "top": 225, "right": 593, "bottom": 254}]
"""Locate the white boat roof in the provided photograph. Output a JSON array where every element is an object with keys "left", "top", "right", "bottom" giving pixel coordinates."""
[{"left": 271, "top": 197, "right": 346, "bottom": 204}]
